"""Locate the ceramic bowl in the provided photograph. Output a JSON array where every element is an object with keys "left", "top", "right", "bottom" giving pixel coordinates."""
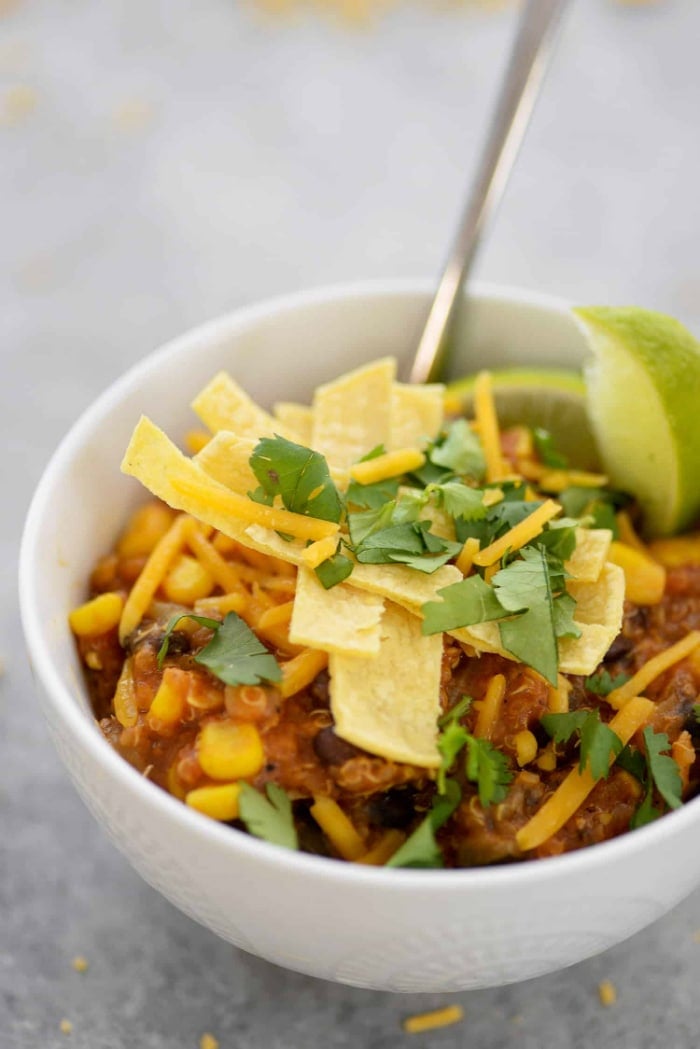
[{"left": 19, "top": 281, "right": 700, "bottom": 992}]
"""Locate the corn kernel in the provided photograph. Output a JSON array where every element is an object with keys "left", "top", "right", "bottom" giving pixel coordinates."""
[
  {"left": 515, "top": 730, "right": 538, "bottom": 766},
  {"left": 186, "top": 783, "right": 240, "bottom": 821},
  {"left": 117, "top": 501, "right": 175, "bottom": 559},
  {"left": 162, "top": 554, "right": 215, "bottom": 604},
  {"left": 608, "top": 540, "right": 666, "bottom": 605},
  {"left": 197, "top": 721, "right": 264, "bottom": 780},
  {"left": 69, "top": 591, "right": 124, "bottom": 637},
  {"left": 536, "top": 743, "right": 557, "bottom": 772},
  {"left": 148, "top": 667, "right": 190, "bottom": 727}
]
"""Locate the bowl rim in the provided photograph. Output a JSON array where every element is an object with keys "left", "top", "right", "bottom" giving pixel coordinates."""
[{"left": 19, "top": 276, "right": 700, "bottom": 893}]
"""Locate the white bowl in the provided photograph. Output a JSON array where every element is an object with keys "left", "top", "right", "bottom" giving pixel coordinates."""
[{"left": 19, "top": 280, "right": 700, "bottom": 992}]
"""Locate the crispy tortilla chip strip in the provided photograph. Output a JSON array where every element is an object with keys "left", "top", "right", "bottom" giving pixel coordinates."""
[
  {"left": 289, "top": 567, "right": 384, "bottom": 657},
  {"left": 565, "top": 528, "right": 612, "bottom": 584},
  {"left": 311, "top": 358, "right": 396, "bottom": 470},
  {"left": 606, "top": 630, "right": 700, "bottom": 710},
  {"left": 195, "top": 432, "right": 258, "bottom": 494},
  {"left": 330, "top": 601, "right": 442, "bottom": 768},
  {"left": 118, "top": 514, "right": 191, "bottom": 643},
  {"left": 273, "top": 402, "right": 314, "bottom": 445},
  {"left": 389, "top": 382, "right": 444, "bottom": 451},
  {"left": 121, "top": 419, "right": 334, "bottom": 569},
  {"left": 350, "top": 561, "right": 462, "bottom": 616},
  {"left": 516, "top": 696, "right": 655, "bottom": 852},
  {"left": 192, "top": 372, "right": 299, "bottom": 441}
]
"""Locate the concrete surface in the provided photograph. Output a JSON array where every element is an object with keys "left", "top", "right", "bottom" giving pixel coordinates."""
[{"left": 3, "top": 0, "right": 700, "bottom": 1046}]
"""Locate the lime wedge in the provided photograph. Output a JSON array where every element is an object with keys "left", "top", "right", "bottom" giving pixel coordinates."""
[
  {"left": 446, "top": 368, "right": 599, "bottom": 469},
  {"left": 574, "top": 306, "right": 700, "bottom": 537}
]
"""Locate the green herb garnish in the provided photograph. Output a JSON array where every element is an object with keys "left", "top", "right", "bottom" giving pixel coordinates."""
[
  {"left": 249, "top": 435, "right": 343, "bottom": 522},
  {"left": 585, "top": 669, "right": 631, "bottom": 697},
  {"left": 541, "top": 709, "right": 623, "bottom": 780},
  {"left": 157, "top": 612, "right": 282, "bottom": 686},
  {"left": 533, "top": 427, "right": 568, "bottom": 469},
  {"left": 238, "top": 782, "right": 299, "bottom": 850},
  {"left": 386, "top": 780, "right": 461, "bottom": 869}
]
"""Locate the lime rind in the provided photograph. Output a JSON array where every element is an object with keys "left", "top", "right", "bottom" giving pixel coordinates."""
[{"left": 575, "top": 306, "right": 700, "bottom": 537}]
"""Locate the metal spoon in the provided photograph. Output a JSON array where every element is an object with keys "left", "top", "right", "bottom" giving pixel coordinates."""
[{"left": 409, "top": 0, "right": 572, "bottom": 385}]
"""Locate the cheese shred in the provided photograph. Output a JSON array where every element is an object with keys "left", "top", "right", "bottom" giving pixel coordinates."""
[
  {"left": 402, "top": 1005, "right": 465, "bottom": 1034},
  {"left": 606, "top": 631, "right": 700, "bottom": 710},
  {"left": 473, "top": 499, "right": 561, "bottom": 567}
]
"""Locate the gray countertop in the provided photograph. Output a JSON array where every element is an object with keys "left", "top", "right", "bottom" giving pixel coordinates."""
[{"left": 4, "top": 1, "right": 700, "bottom": 1046}]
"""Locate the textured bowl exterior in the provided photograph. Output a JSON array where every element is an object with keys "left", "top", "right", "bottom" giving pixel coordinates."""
[{"left": 20, "top": 281, "right": 700, "bottom": 991}]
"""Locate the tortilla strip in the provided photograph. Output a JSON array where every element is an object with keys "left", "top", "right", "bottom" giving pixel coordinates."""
[
  {"left": 311, "top": 358, "right": 396, "bottom": 470},
  {"left": 350, "top": 561, "right": 463, "bottom": 616},
  {"left": 389, "top": 382, "right": 444, "bottom": 451},
  {"left": 192, "top": 372, "right": 299, "bottom": 441},
  {"left": 273, "top": 402, "right": 314, "bottom": 445},
  {"left": 195, "top": 432, "right": 258, "bottom": 494},
  {"left": 565, "top": 528, "right": 612, "bottom": 584},
  {"left": 330, "top": 601, "right": 442, "bottom": 768},
  {"left": 289, "top": 567, "right": 385, "bottom": 657}
]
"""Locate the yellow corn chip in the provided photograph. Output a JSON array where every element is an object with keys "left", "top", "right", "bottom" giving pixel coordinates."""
[
  {"left": 311, "top": 358, "right": 396, "bottom": 470},
  {"left": 273, "top": 402, "right": 314, "bottom": 445},
  {"left": 389, "top": 382, "right": 444, "bottom": 450},
  {"left": 566, "top": 562, "right": 625, "bottom": 627},
  {"left": 192, "top": 372, "right": 299, "bottom": 441},
  {"left": 350, "top": 561, "right": 462, "bottom": 615},
  {"left": 289, "top": 567, "right": 385, "bottom": 656},
  {"left": 243, "top": 524, "right": 307, "bottom": 565},
  {"left": 195, "top": 432, "right": 258, "bottom": 493},
  {"left": 565, "top": 528, "right": 613, "bottom": 584},
  {"left": 330, "top": 601, "right": 442, "bottom": 767}
]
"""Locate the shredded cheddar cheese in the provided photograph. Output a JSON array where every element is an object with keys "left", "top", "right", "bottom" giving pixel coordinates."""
[
  {"left": 310, "top": 796, "right": 365, "bottom": 860},
  {"left": 472, "top": 499, "right": 561, "bottom": 567},
  {"left": 606, "top": 631, "right": 700, "bottom": 709},
  {"left": 302, "top": 533, "right": 340, "bottom": 570},
  {"left": 474, "top": 673, "right": 506, "bottom": 740},
  {"left": 474, "top": 370, "right": 505, "bottom": 483},
  {"left": 516, "top": 696, "right": 655, "bottom": 851},
  {"left": 403, "top": 1005, "right": 465, "bottom": 1034},
  {"left": 119, "top": 514, "right": 191, "bottom": 642},
  {"left": 349, "top": 447, "right": 426, "bottom": 485}
]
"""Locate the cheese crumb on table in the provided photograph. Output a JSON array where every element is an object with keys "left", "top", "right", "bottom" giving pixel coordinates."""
[
  {"left": 72, "top": 955, "right": 88, "bottom": 973},
  {"left": 598, "top": 980, "right": 618, "bottom": 1007},
  {"left": 199, "top": 1034, "right": 219, "bottom": 1049},
  {"left": 59, "top": 1018, "right": 73, "bottom": 1035},
  {"left": 402, "top": 1004, "right": 465, "bottom": 1034}
]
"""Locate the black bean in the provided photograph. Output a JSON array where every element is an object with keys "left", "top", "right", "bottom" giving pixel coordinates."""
[
  {"left": 308, "top": 669, "right": 331, "bottom": 706},
  {"left": 367, "top": 787, "right": 418, "bottom": 829},
  {"left": 313, "top": 727, "right": 361, "bottom": 766}
]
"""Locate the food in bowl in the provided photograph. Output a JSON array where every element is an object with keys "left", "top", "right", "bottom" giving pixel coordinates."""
[{"left": 67, "top": 313, "right": 700, "bottom": 870}]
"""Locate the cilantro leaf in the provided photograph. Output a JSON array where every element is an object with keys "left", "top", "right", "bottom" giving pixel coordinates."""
[
  {"left": 643, "top": 726, "right": 683, "bottom": 810},
  {"left": 494, "top": 547, "right": 559, "bottom": 685},
  {"left": 585, "top": 669, "right": 631, "bottom": 697},
  {"left": 630, "top": 787, "right": 662, "bottom": 829},
  {"left": 194, "top": 612, "right": 282, "bottom": 686},
  {"left": 353, "top": 520, "right": 461, "bottom": 575},
  {"left": 616, "top": 744, "right": 647, "bottom": 782},
  {"left": 427, "top": 482, "right": 488, "bottom": 523},
  {"left": 250, "top": 435, "right": 343, "bottom": 523},
  {"left": 421, "top": 574, "right": 508, "bottom": 635},
  {"left": 541, "top": 709, "right": 622, "bottom": 779},
  {"left": 533, "top": 427, "right": 568, "bottom": 469},
  {"left": 552, "top": 592, "right": 582, "bottom": 640},
  {"left": 693, "top": 703, "right": 700, "bottom": 724},
  {"left": 465, "top": 736, "right": 513, "bottom": 806},
  {"left": 537, "top": 519, "right": 579, "bottom": 562},
  {"left": 157, "top": 612, "right": 222, "bottom": 668},
  {"left": 438, "top": 694, "right": 473, "bottom": 728},
  {"left": 437, "top": 721, "right": 469, "bottom": 793},
  {"left": 347, "top": 502, "right": 397, "bottom": 546},
  {"left": 386, "top": 781, "right": 461, "bottom": 869},
  {"left": 346, "top": 476, "right": 401, "bottom": 510},
  {"left": 558, "top": 486, "right": 630, "bottom": 537},
  {"left": 238, "top": 782, "right": 298, "bottom": 850},
  {"left": 429, "top": 419, "right": 486, "bottom": 480},
  {"left": 314, "top": 549, "right": 354, "bottom": 589}
]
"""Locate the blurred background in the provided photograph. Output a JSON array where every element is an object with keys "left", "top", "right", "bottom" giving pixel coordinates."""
[{"left": 4, "top": 1, "right": 700, "bottom": 1047}]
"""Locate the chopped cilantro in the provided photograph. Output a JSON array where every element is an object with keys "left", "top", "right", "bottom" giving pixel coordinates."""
[
  {"left": 426, "top": 481, "right": 488, "bottom": 522},
  {"left": 386, "top": 781, "right": 461, "bottom": 869},
  {"left": 437, "top": 721, "right": 469, "bottom": 793},
  {"left": 551, "top": 592, "right": 582, "bottom": 641},
  {"left": 422, "top": 574, "right": 508, "bottom": 635},
  {"left": 693, "top": 703, "right": 700, "bottom": 724},
  {"left": 249, "top": 435, "right": 343, "bottom": 523},
  {"left": 585, "top": 669, "right": 631, "bottom": 696},
  {"left": 437, "top": 694, "right": 473, "bottom": 729},
  {"left": 314, "top": 548, "right": 354, "bottom": 589},
  {"left": 465, "top": 736, "right": 513, "bottom": 806},
  {"left": 238, "top": 782, "right": 298, "bottom": 850},
  {"left": 430, "top": 419, "right": 486, "bottom": 479},
  {"left": 533, "top": 427, "right": 568, "bottom": 469},
  {"left": 346, "top": 476, "right": 401, "bottom": 510},
  {"left": 643, "top": 726, "right": 683, "bottom": 811},
  {"left": 540, "top": 709, "right": 623, "bottom": 779},
  {"left": 352, "top": 519, "right": 461, "bottom": 575},
  {"left": 558, "top": 485, "right": 630, "bottom": 537},
  {"left": 493, "top": 547, "right": 559, "bottom": 685},
  {"left": 158, "top": 612, "right": 282, "bottom": 686}
]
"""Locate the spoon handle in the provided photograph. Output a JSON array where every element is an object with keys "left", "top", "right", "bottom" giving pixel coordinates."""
[{"left": 409, "top": 0, "right": 572, "bottom": 385}]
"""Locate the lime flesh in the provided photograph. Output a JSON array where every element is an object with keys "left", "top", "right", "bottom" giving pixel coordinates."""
[
  {"left": 574, "top": 306, "right": 700, "bottom": 538},
  {"left": 446, "top": 368, "right": 599, "bottom": 470}
]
